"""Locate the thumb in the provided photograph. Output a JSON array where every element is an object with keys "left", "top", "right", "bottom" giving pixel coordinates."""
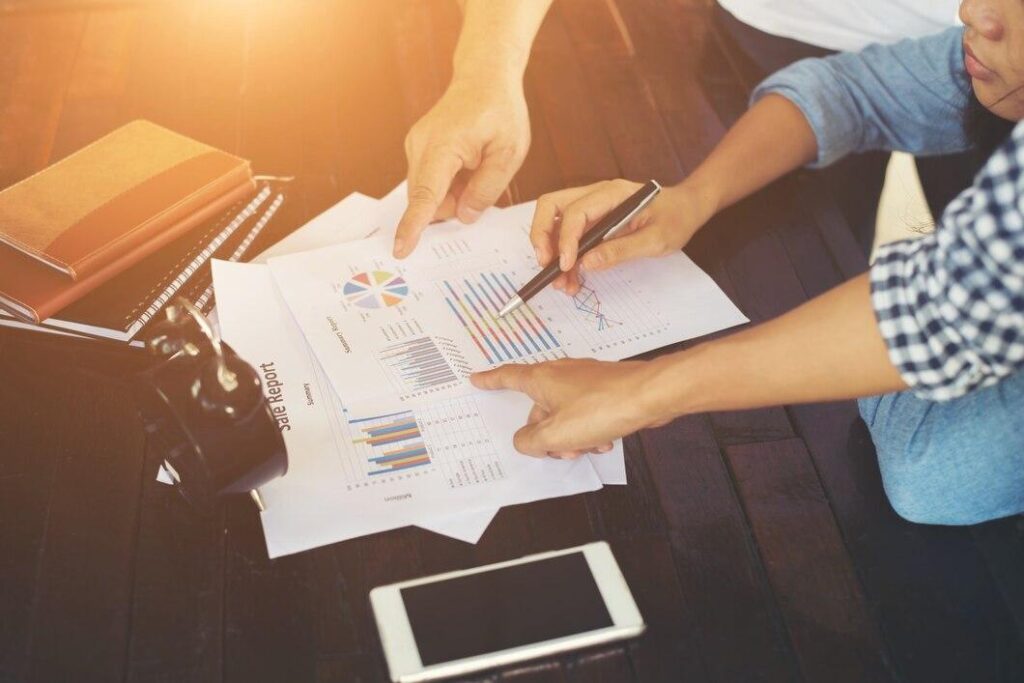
[
  {"left": 580, "top": 228, "right": 663, "bottom": 271},
  {"left": 456, "top": 148, "right": 520, "bottom": 223},
  {"left": 512, "top": 419, "right": 555, "bottom": 457}
]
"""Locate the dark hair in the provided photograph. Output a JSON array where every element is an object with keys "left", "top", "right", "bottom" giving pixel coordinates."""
[{"left": 964, "top": 92, "right": 1016, "bottom": 172}]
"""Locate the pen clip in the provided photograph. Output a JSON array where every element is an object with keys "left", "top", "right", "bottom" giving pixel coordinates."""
[{"left": 604, "top": 180, "right": 661, "bottom": 239}]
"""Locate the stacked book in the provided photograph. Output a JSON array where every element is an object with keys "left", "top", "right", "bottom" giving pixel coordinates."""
[{"left": 0, "top": 120, "right": 286, "bottom": 345}]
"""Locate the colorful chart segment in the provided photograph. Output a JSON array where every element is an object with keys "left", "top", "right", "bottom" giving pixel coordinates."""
[
  {"left": 350, "top": 411, "right": 431, "bottom": 475},
  {"left": 343, "top": 271, "right": 408, "bottom": 309},
  {"left": 441, "top": 272, "right": 561, "bottom": 365}
]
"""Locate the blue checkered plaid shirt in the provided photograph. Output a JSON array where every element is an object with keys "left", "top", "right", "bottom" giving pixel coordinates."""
[
  {"left": 871, "top": 124, "right": 1024, "bottom": 400},
  {"left": 756, "top": 27, "right": 1024, "bottom": 400}
]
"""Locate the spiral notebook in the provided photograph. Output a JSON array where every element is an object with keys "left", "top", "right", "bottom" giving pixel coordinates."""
[{"left": 0, "top": 184, "right": 285, "bottom": 342}]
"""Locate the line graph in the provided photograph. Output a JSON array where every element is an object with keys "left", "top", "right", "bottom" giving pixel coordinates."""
[{"left": 572, "top": 278, "right": 620, "bottom": 331}]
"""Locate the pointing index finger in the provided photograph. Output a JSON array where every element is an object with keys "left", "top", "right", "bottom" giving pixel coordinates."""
[
  {"left": 470, "top": 363, "right": 533, "bottom": 393},
  {"left": 393, "top": 151, "right": 463, "bottom": 258}
]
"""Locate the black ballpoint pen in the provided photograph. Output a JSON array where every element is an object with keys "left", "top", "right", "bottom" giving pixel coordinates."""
[{"left": 497, "top": 179, "right": 661, "bottom": 318}]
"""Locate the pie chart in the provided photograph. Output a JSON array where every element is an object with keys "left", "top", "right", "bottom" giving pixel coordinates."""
[{"left": 343, "top": 271, "right": 409, "bottom": 309}]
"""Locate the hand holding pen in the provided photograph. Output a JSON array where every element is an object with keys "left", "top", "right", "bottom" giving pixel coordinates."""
[{"left": 498, "top": 178, "right": 715, "bottom": 315}]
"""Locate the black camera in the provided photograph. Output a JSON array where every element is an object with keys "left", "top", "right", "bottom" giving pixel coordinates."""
[{"left": 134, "top": 299, "right": 288, "bottom": 511}]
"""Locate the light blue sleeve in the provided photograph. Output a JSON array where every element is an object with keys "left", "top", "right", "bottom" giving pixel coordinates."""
[{"left": 751, "top": 27, "right": 972, "bottom": 169}]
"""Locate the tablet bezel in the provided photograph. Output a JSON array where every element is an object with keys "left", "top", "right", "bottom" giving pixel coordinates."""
[{"left": 370, "top": 541, "right": 645, "bottom": 683}]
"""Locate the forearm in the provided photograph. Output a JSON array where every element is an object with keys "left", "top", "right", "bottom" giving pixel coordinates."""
[
  {"left": 646, "top": 274, "right": 907, "bottom": 419},
  {"left": 453, "top": 0, "right": 553, "bottom": 86},
  {"left": 683, "top": 94, "right": 818, "bottom": 219}
]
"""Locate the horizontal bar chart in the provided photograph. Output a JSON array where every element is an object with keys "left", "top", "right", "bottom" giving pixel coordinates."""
[
  {"left": 350, "top": 411, "right": 431, "bottom": 475},
  {"left": 378, "top": 336, "right": 459, "bottom": 392}
]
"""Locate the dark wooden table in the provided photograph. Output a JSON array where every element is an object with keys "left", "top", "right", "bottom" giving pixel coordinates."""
[{"left": 2, "top": 2, "right": 1023, "bottom": 682}]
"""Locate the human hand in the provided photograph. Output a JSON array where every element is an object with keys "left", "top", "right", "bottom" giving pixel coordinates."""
[
  {"left": 393, "top": 79, "right": 531, "bottom": 258},
  {"left": 529, "top": 179, "right": 715, "bottom": 294},
  {"left": 470, "top": 358, "right": 672, "bottom": 458}
]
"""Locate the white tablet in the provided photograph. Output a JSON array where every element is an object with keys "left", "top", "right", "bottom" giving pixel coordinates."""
[{"left": 370, "top": 541, "right": 645, "bottom": 682}]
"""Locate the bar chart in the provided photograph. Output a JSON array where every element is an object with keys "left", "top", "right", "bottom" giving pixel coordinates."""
[
  {"left": 350, "top": 411, "right": 431, "bottom": 476},
  {"left": 440, "top": 271, "right": 565, "bottom": 365},
  {"left": 376, "top": 336, "right": 470, "bottom": 399},
  {"left": 346, "top": 399, "right": 506, "bottom": 487}
]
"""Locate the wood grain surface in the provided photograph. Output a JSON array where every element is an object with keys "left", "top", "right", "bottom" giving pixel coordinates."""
[{"left": 1, "top": 2, "right": 1021, "bottom": 682}]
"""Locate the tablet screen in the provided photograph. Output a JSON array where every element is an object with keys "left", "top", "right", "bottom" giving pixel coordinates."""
[{"left": 400, "top": 551, "right": 614, "bottom": 666}]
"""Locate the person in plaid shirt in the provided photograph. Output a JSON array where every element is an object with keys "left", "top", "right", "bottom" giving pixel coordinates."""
[{"left": 472, "top": 1, "right": 1024, "bottom": 525}]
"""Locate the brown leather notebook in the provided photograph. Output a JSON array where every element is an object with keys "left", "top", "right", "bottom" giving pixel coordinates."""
[
  {"left": 0, "top": 121, "right": 255, "bottom": 323},
  {"left": 0, "top": 181, "right": 254, "bottom": 323},
  {"left": 0, "top": 120, "right": 252, "bottom": 280}
]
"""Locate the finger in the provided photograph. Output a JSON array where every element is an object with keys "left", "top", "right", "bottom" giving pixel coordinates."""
[
  {"left": 530, "top": 185, "right": 599, "bottom": 267},
  {"left": 436, "top": 172, "right": 471, "bottom": 221},
  {"left": 470, "top": 363, "right": 533, "bottom": 393},
  {"left": 555, "top": 441, "right": 613, "bottom": 457},
  {"left": 563, "top": 265, "right": 582, "bottom": 296},
  {"left": 558, "top": 184, "right": 636, "bottom": 271},
  {"left": 512, "top": 405, "right": 553, "bottom": 458},
  {"left": 512, "top": 419, "right": 555, "bottom": 457},
  {"left": 514, "top": 413, "right": 608, "bottom": 458},
  {"left": 394, "top": 151, "right": 463, "bottom": 258},
  {"left": 549, "top": 449, "right": 585, "bottom": 460},
  {"left": 530, "top": 198, "right": 559, "bottom": 266},
  {"left": 526, "top": 403, "right": 549, "bottom": 425},
  {"left": 579, "top": 224, "right": 663, "bottom": 271},
  {"left": 435, "top": 192, "right": 458, "bottom": 221},
  {"left": 457, "top": 147, "right": 520, "bottom": 224}
]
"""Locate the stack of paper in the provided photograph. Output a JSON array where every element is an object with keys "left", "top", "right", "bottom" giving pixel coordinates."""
[{"left": 208, "top": 185, "right": 747, "bottom": 558}]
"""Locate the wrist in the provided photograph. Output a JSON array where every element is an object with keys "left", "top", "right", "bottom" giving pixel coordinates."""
[
  {"left": 447, "top": 64, "right": 524, "bottom": 109},
  {"left": 678, "top": 174, "right": 723, "bottom": 225},
  {"left": 452, "top": 46, "right": 527, "bottom": 90},
  {"left": 640, "top": 346, "right": 717, "bottom": 422}
]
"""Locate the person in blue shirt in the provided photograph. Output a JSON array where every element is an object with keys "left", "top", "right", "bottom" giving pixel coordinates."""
[{"left": 471, "top": 0, "right": 1024, "bottom": 525}]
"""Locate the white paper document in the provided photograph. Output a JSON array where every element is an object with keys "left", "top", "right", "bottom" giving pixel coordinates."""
[
  {"left": 202, "top": 186, "right": 744, "bottom": 556},
  {"left": 160, "top": 192, "right": 625, "bottom": 549},
  {"left": 213, "top": 260, "right": 606, "bottom": 557},
  {"left": 252, "top": 191, "right": 383, "bottom": 264},
  {"left": 255, "top": 194, "right": 510, "bottom": 543},
  {"left": 253, "top": 191, "right": 623, "bottom": 544},
  {"left": 267, "top": 202, "right": 748, "bottom": 416}
]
